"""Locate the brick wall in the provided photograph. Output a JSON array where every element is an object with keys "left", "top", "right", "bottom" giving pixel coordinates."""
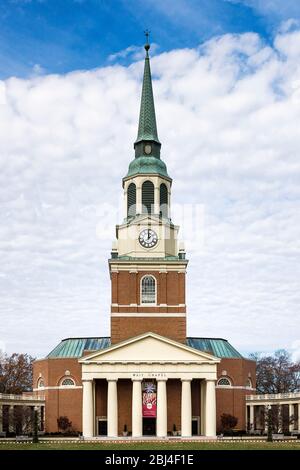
[
  {"left": 216, "top": 358, "right": 256, "bottom": 432},
  {"left": 33, "top": 358, "right": 83, "bottom": 433},
  {"left": 111, "top": 317, "right": 186, "bottom": 344},
  {"left": 111, "top": 271, "right": 186, "bottom": 311}
]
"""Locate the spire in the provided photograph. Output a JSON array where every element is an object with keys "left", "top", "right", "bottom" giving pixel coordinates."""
[{"left": 135, "top": 31, "right": 160, "bottom": 145}]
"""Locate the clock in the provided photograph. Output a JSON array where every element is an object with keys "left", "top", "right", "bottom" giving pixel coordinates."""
[
  {"left": 144, "top": 144, "right": 152, "bottom": 155},
  {"left": 139, "top": 229, "right": 158, "bottom": 248}
]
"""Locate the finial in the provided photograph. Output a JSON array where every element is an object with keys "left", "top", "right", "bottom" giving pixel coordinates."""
[{"left": 144, "top": 29, "right": 150, "bottom": 56}]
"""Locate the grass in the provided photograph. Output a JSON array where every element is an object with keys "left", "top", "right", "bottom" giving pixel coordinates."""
[{"left": 0, "top": 441, "right": 300, "bottom": 450}]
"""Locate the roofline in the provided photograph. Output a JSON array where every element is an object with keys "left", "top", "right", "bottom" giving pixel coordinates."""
[
  {"left": 79, "top": 331, "right": 221, "bottom": 363},
  {"left": 60, "top": 337, "right": 110, "bottom": 342},
  {"left": 57, "top": 336, "right": 234, "bottom": 342},
  {"left": 187, "top": 337, "right": 231, "bottom": 342}
]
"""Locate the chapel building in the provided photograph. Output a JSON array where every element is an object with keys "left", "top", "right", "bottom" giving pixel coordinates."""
[{"left": 33, "top": 40, "right": 256, "bottom": 438}]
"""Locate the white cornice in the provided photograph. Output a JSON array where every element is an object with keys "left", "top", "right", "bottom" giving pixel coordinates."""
[{"left": 111, "top": 312, "right": 186, "bottom": 317}]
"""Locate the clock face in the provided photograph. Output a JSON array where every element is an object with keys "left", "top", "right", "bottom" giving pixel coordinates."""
[
  {"left": 144, "top": 144, "right": 152, "bottom": 155},
  {"left": 139, "top": 229, "right": 158, "bottom": 248}
]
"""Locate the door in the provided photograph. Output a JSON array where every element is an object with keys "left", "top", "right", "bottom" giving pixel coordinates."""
[
  {"left": 98, "top": 419, "right": 107, "bottom": 436},
  {"left": 143, "top": 418, "right": 156, "bottom": 436}
]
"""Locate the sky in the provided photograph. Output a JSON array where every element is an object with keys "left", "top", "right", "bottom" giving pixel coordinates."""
[{"left": 0, "top": 0, "right": 300, "bottom": 360}]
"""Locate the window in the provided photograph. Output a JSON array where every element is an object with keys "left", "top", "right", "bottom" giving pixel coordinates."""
[
  {"left": 159, "top": 183, "right": 168, "bottom": 218},
  {"left": 217, "top": 377, "right": 232, "bottom": 387},
  {"left": 61, "top": 378, "right": 76, "bottom": 387},
  {"left": 246, "top": 378, "right": 252, "bottom": 389},
  {"left": 127, "top": 183, "right": 136, "bottom": 217},
  {"left": 142, "top": 181, "right": 154, "bottom": 214},
  {"left": 141, "top": 275, "right": 156, "bottom": 304},
  {"left": 37, "top": 378, "right": 45, "bottom": 388}
]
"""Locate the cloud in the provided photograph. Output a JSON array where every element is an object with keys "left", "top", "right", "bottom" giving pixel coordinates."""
[
  {"left": 226, "top": 0, "right": 300, "bottom": 23},
  {"left": 108, "top": 43, "right": 159, "bottom": 63},
  {"left": 291, "top": 341, "right": 300, "bottom": 363},
  {"left": 0, "top": 29, "right": 300, "bottom": 357}
]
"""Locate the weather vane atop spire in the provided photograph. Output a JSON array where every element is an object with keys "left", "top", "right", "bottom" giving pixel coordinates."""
[{"left": 144, "top": 29, "right": 150, "bottom": 56}]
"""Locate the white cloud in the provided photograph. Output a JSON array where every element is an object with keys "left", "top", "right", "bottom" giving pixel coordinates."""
[
  {"left": 108, "top": 43, "right": 159, "bottom": 62},
  {"left": 0, "top": 29, "right": 299, "bottom": 357},
  {"left": 291, "top": 341, "right": 300, "bottom": 363}
]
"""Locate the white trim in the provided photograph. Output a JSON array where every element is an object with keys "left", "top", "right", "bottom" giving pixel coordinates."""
[
  {"left": 111, "top": 304, "right": 186, "bottom": 308},
  {"left": 111, "top": 312, "right": 186, "bottom": 317},
  {"left": 60, "top": 377, "right": 76, "bottom": 387},
  {"left": 245, "top": 378, "right": 253, "bottom": 389},
  {"left": 37, "top": 377, "right": 45, "bottom": 389},
  {"left": 33, "top": 386, "right": 83, "bottom": 391},
  {"left": 216, "top": 385, "right": 256, "bottom": 390},
  {"left": 217, "top": 377, "right": 232, "bottom": 387},
  {"left": 140, "top": 274, "right": 157, "bottom": 306}
]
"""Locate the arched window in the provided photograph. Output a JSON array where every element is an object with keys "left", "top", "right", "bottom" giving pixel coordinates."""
[
  {"left": 217, "top": 377, "right": 232, "bottom": 387},
  {"left": 142, "top": 181, "right": 154, "bottom": 214},
  {"left": 127, "top": 183, "right": 136, "bottom": 217},
  {"left": 160, "top": 183, "right": 168, "bottom": 218},
  {"left": 60, "top": 377, "right": 76, "bottom": 387},
  {"left": 37, "top": 378, "right": 45, "bottom": 388},
  {"left": 141, "top": 275, "right": 156, "bottom": 304},
  {"left": 246, "top": 378, "right": 252, "bottom": 389}
]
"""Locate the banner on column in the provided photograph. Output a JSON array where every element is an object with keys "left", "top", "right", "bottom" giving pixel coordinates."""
[{"left": 142, "top": 382, "right": 157, "bottom": 417}]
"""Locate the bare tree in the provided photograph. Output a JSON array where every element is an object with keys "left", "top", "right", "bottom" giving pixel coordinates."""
[
  {"left": 0, "top": 352, "right": 35, "bottom": 394},
  {"left": 250, "top": 350, "right": 300, "bottom": 394}
]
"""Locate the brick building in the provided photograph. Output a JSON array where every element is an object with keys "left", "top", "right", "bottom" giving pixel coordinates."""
[{"left": 33, "top": 39, "right": 256, "bottom": 438}]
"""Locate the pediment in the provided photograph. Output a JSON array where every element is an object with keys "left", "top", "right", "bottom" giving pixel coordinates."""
[{"left": 79, "top": 332, "right": 220, "bottom": 364}]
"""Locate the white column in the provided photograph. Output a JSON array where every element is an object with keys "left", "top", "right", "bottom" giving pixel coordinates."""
[
  {"left": 41, "top": 405, "right": 45, "bottom": 432},
  {"left": 132, "top": 379, "right": 143, "bottom": 437},
  {"left": 156, "top": 379, "right": 167, "bottom": 437},
  {"left": 181, "top": 379, "right": 192, "bottom": 437},
  {"left": 200, "top": 380, "right": 206, "bottom": 435},
  {"left": 82, "top": 380, "right": 94, "bottom": 438},
  {"left": 107, "top": 379, "right": 118, "bottom": 437},
  {"left": 249, "top": 405, "right": 254, "bottom": 431},
  {"left": 9, "top": 405, "right": 14, "bottom": 433},
  {"left": 205, "top": 380, "right": 216, "bottom": 437},
  {"left": 136, "top": 184, "right": 142, "bottom": 214},
  {"left": 264, "top": 405, "right": 269, "bottom": 433},
  {"left": 0, "top": 405, "right": 3, "bottom": 433},
  {"left": 34, "top": 406, "right": 41, "bottom": 432},
  {"left": 154, "top": 185, "right": 160, "bottom": 214},
  {"left": 278, "top": 405, "right": 283, "bottom": 433},
  {"left": 289, "top": 403, "right": 294, "bottom": 432}
]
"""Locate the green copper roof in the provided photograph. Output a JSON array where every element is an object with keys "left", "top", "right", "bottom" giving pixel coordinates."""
[
  {"left": 127, "top": 155, "right": 169, "bottom": 178},
  {"left": 125, "top": 40, "right": 169, "bottom": 180},
  {"left": 135, "top": 44, "right": 159, "bottom": 144},
  {"left": 47, "top": 337, "right": 110, "bottom": 358},
  {"left": 187, "top": 338, "right": 242, "bottom": 359},
  {"left": 46, "top": 336, "right": 242, "bottom": 359}
]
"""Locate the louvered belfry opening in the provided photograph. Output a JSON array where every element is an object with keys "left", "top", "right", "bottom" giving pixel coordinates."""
[
  {"left": 142, "top": 180, "right": 154, "bottom": 214},
  {"left": 160, "top": 183, "right": 168, "bottom": 218},
  {"left": 127, "top": 182, "right": 136, "bottom": 217}
]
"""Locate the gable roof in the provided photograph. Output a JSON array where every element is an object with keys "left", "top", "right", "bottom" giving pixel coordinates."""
[
  {"left": 46, "top": 335, "right": 242, "bottom": 360},
  {"left": 79, "top": 332, "right": 220, "bottom": 364}
]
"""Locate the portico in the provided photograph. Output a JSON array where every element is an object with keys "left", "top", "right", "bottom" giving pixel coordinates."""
[{"left": 79, "top": 332, "right": 219, "bottom": 438}]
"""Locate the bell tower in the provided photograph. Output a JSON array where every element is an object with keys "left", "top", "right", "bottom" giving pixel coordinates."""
[{"left": 109, "top": 36, "right": 188, "bottom": 344}]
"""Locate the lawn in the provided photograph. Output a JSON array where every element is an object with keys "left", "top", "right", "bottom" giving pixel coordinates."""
[{"left": 0, "top": 441, "right": 300, "bottom": 450}]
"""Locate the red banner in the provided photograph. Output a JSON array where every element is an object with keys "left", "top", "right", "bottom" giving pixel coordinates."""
[{"left": 142, "top": 382, "right": 157, "bottom": 418}]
